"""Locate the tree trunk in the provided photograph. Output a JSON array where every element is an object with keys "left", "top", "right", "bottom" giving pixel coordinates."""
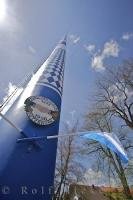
[
  {"left": 121, "top": 173, "right": 133, "bottom": 200},
  {"left": 115, "top": 154, "right": 133, "bottom": 200},
  {"left": 53, "top": 176, "right": 65, "bottom": 200}
]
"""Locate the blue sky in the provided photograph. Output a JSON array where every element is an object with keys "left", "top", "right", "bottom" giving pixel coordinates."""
[
  {"left": 0, "top": 0, "right": 133, "bottom": 186},
  {"left": 0, "top": 0, "right": 133, "bottom": 126}
]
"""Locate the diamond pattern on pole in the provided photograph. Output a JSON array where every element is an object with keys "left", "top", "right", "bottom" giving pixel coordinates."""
[{"left": 37, "top": 50, "right": 65, "bottom": 97}]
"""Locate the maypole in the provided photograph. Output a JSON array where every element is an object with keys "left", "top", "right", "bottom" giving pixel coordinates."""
[{"left": 0, "top": 36, "right": 67, "bottom": 200}]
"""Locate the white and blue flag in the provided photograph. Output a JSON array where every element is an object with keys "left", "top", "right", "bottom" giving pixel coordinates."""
[{"left": 81, "top": 131, "right": 128, "bottom": 164}]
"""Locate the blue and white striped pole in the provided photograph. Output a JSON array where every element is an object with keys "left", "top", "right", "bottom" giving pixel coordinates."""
[{"left": 0, "top": 36, "right": 67, "bottom": 200}]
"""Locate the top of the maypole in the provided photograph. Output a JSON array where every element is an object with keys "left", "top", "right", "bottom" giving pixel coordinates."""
[
  {"left": 63, "top": 34, "right": 67, "bottom": 42},
  {"left": 59, "top": 34, "right": 67, "bottom": 45}
]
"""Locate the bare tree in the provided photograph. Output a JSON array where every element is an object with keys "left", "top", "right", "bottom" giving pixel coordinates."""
[
  {"left": 53, "top": 122, "right": 85, "bottom": 200},
  {"left": 94, "top": 60, "right": 133, "bottom": 129},
  {"left": 84, "top": 107, "right": 133, "bottom": 200}
]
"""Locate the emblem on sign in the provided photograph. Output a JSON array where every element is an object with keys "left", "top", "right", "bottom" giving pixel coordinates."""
[{"left": 24, "top": 96, "right": 59, "bottom": 126}]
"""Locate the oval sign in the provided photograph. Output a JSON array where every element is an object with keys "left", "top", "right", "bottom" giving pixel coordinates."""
[{"left": 24, "top": 96, "right": 59, "bottom": 126}]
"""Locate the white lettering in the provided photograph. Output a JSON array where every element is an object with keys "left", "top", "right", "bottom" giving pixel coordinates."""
[
  {"left": 32, "top": 188, "right": 38, "bottom": 195},
  {"left": 21, "top": 186, "right": 28, "bottom": 195},
  {"left": 41, "top": 186, "right": 45, "bottom": 195}
]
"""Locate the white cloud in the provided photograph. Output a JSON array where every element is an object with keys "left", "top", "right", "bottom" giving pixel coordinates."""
[
  {"left": 69, "top": 34, "right": 80, "bottom": 44},
  {"left": 2, "top": 82, "right": 17, "bottom": 104},
  {"left": 103, "top": 40, "right": 119, "bottom": 57},
  {"left": 122, "top": 32, "right": 133, "bottom": 40},
  {"left": 84, "top": 44, "right": 95, "bottom": 54},
  {"left": 1, "top": 82, "right": 23, "bottom": 116},
  {"left": 91, "top": 40, "right": 120, "bottom": 71},
  {"left": 28, "top": 46, "right": 36, "bottom": 54},
  {"left": 92, "top": 54, "right": 105, "bottom": 71}
]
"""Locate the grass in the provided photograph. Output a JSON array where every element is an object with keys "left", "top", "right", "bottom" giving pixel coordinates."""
[{"left": 104, "top": 191, "right": 133, "bottom": 200}]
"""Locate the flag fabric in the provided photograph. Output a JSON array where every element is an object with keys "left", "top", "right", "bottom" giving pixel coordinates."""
[{"left": 81, "top": 131, "right": 128, "bottom": 164}]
